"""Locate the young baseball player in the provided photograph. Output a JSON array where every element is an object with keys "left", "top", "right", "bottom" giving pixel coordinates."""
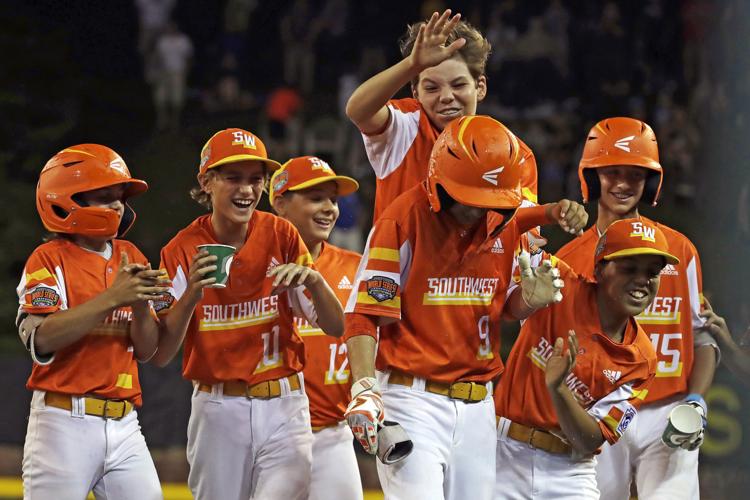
[
  {"left": 343, "top": 115, "right": 588, "bottom": 500},
  {"left": 151, "top": 128, "right": 345, "bottom": 500},
  {"left": 269, "top": 156, "right": 364, "bottom": 500},
  {"left": 555, "top": 117, "right": 718, "bottom": 499},
  {"left": 16, "top": 144, "right": 168, "bottom": 499},
  {"left": 346, "top": 9, "right": 539, "bottom": 222},
  {"left": 494, "top": 218, "right": 669, "bottom": 499}
]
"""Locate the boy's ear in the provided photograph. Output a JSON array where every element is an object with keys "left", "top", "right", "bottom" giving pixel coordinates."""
[
  {"left": 411, "top": 83, "right": 419, "bottom": 100},
  {"left": 594, "top": 261, "right": 605, "bottom": 282},
  {"left": 198, "top": 172, "right": 212, "bottom": 191},
  {"left": 271, "top": 194, "right": 286, "bottom": 216},
  {"left": 476, "top": 75, "right": 487, "bottom": 102}
]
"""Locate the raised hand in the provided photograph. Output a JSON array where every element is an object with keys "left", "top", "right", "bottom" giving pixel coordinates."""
[
  {"left": 106, "top": 252, "right": 171, "bottom": 307},
  {"left": 409, "top": 10, "right": 466, "bottom": 72},
  {"left": 519, "top": 251, "right": 564, "bottom": 309},
  {"left": 547, "top": 199, "right": 588, "bottom": 236},
  {"left": 545, "top": 330, "right": 578, "bottom": 390},
  {"left": 699, "top": 297, "right": 732, "bottom": 346},
  {"left": 268, "top": 263, "right": 322, "bottom": 295}
]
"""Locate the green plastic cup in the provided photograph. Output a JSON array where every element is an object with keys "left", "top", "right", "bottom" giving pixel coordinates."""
[
  {"left": 197, "top": 244, "right": 236, "bottom": 288},
  {"left": 661, "top": 403, "right": 702, "bottom": 448}
]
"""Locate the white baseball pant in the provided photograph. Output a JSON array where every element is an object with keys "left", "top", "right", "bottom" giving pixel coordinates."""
[
  {"left": 309, "top": 421, "right": 363, "bottom": 500},
  {"left": 494, "top": 417, "right": 599, "bottom": 499},
  {"left": 23, "top": 390, "right": 162, "bottom": 500},
  {"left": 595, "top": 396, "right": 700, "bottom": 500},
  {"left": 186, "top": 378, "right": 313, "bottom": 500},
  {"left": 375, "top": 372, "right": 497, "bottom": 500}
]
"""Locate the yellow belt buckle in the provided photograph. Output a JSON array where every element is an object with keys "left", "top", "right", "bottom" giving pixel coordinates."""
[
  {"left": 447, "top": 383, "right": 463, "bottom": 400},
  {"left": 470, "top": 382, "right": 487, "bottom": 401},
  {"left": 247, "top": 381, "right": 270, "bottom": 399},
  {"left": 103, "top": 400, "right": 122, "bottom": 419}
]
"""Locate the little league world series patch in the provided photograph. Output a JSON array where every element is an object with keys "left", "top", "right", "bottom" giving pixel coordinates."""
[
  {"left": 366, "top": 276, "right": 398, "bottom": 302},
  {"left": 28, "top": 286, "right": 60, "bottom": 308},
  {"left": 151, "top": 292, "right": 175, "bottom": 313}
]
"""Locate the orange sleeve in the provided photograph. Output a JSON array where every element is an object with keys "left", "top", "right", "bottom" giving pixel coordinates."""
[
  {"left": 344, "top": 312, "right": 378, "bottom": 341},
  {"left": 346, "top": 218, "right": 409, "bottom": 320},
  {"left": 514, "top": 205, "right": 551, "bottom": 234},
  {"left": 19, "top": 249, "right": 66, "bottom": 316}
]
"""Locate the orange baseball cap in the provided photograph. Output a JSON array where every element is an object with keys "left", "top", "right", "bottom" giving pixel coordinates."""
[
  {"left": 595, "top": 218, "right": 679, "bottom": 266},
  {"left": 269, "top": 156, "right": 359, "bottom": 203},
  {"left": 198, "top": 128, "right": 282, "bottom": 176}
]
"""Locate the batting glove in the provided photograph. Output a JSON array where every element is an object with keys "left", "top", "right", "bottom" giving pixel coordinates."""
[
  {"left": 519, "top": 251, "right": 564, "bottom": 309},
  {"left": 680, "top": 393, "right": 707, "bottom": 451},
  {"left": 345, "top": 377, "right": 385, "bottom": 455}
]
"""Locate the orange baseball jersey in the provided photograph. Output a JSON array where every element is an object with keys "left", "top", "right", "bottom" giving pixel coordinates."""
[
  {"left": 556, "top": 216, "right": 707, "bottom": 403},
  {"left": 296, "top": 242, "right": 361, "bottom": 427},
  {"left": 495, "top": 262, "right": 657, "bottom": 444},
  {"left": 362, "top": 98, "right": 539, "bottom": 221},
  {"left": 158, "top": 213, "right": 315, "bottom": 385},
  {"left": 344, "top": 182, "right": 525, "bottom": 383},
  {"left": 16, "top": 238, "right": 150, "bottom": 405}
]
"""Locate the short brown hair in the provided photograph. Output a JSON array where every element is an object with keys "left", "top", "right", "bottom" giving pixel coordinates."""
[
  {"left": 190, "top": 167, "right": 271, "bottom": 210},
  {"left": 399, "top": 19, "right": 491, "bottom": 86}
]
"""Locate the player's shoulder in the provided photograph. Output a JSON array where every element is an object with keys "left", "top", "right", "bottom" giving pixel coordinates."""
[
  {"left": 161, "top": 215, "right": 211, "bottom": 252},
  {"left": 377, "top": 183, "right": 429, "bottom": 224},
  {"left": 113, "top": 239, "right": 148, "bottom": 262},
  {"left": 649, "top": 219, "right": 700, "bottom": 258},
  {"left": 112, "top": 238, "right": 142, "bottom": 253},
  {"left": 388, "top": 97, "right": 421, "bottom": 113},
  {"left": 254, "top": 210, "right": 301, "bottom": 241},
  {"left": 25, "top": 237, "right": 81, "bottom": 263},
  {"left": 322, "top": 242, "right": 362, "bottom": 262},
  {"left": 28, "top": 237, "right": 68, "bottom": 255},
  {"left": 556, "top": 224, "right": 598, "bottom": 258}
]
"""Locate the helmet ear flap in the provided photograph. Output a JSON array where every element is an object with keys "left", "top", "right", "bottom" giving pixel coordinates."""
[
  {"left": 582, "top": 169, "right": 601, "bottom": 203},
  {"left": 436, "top": 184, "right": 455, "bottom": 212},
  {"left": 117, "top": 204, "right": 137, "bottom": 237},
  {"left": 644, "top": 171, "right": 661, "bottom": 205}
]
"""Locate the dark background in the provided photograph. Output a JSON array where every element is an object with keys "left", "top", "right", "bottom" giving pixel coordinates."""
[{"left": 1, "top": 0, "right": 748, "bottom": 496}]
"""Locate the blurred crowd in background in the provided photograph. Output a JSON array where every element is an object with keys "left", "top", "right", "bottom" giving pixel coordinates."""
[{"left": 1, "top": 0, "right": 749, "bottom": 492}]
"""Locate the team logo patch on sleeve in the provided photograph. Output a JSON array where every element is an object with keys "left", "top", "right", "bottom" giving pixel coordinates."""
[
  {"left": 151, "top": 292, "right": 175, "bottom": 313},
  {"left": 272, "top": 170, "right": 289, "bottom": 193},
  {"left": 28, "top": 286, "right": 60, "bottom": 308},
  {"left": 366, "top": 276, "right": 398, "bottom": 302},
  {"left": 617, "top": 407, "right": 637, "bottom": 435}
]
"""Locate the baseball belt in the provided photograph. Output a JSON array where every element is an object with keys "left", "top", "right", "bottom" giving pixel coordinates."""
[
  {"left": 505, "top": 419, "right": 572, "bottom": 455},
  {"left": 45, "top": 392, "right": 134, "bottom": 419},
  {"left": 197, "top": 373, "right": 301, "bottom": 399},
  {"left": 388, "top": 371, "right": 488, "bottom": 403}
]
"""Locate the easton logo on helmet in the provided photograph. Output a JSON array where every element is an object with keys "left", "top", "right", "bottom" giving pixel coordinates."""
[
  {"left": 614, "top": 135, "right": 636, "bottom": 152},
  {"left": 482, "top": 166, "right": 505, "bottom": 186}
]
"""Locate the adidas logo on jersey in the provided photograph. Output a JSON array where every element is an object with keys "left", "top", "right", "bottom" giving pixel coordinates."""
[
  {"left": 603, "top": 369, "right": 622, "bottom": 384},
  {"left": 660, "top": 264, "right": 678, "bottom": 276},
  {"left": 338, "top": 276, "right": 353, "bottom": 289},
  {"left": 491, "top": 238, "right": 504, "bottom": 254},
  {"left": 266, "top": 257, "right": 280, "bottom": 277}
]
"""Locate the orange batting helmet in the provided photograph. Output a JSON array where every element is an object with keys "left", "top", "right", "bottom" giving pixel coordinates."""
[
  {"left": 36, "top": 144, "right": 148, "bottom": 238},
  {"left": 427, "top": 115, "right": 523, "bottom": 213},
  {"left": 578, "top": 117, "right": 663, "bottom": 206}
]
